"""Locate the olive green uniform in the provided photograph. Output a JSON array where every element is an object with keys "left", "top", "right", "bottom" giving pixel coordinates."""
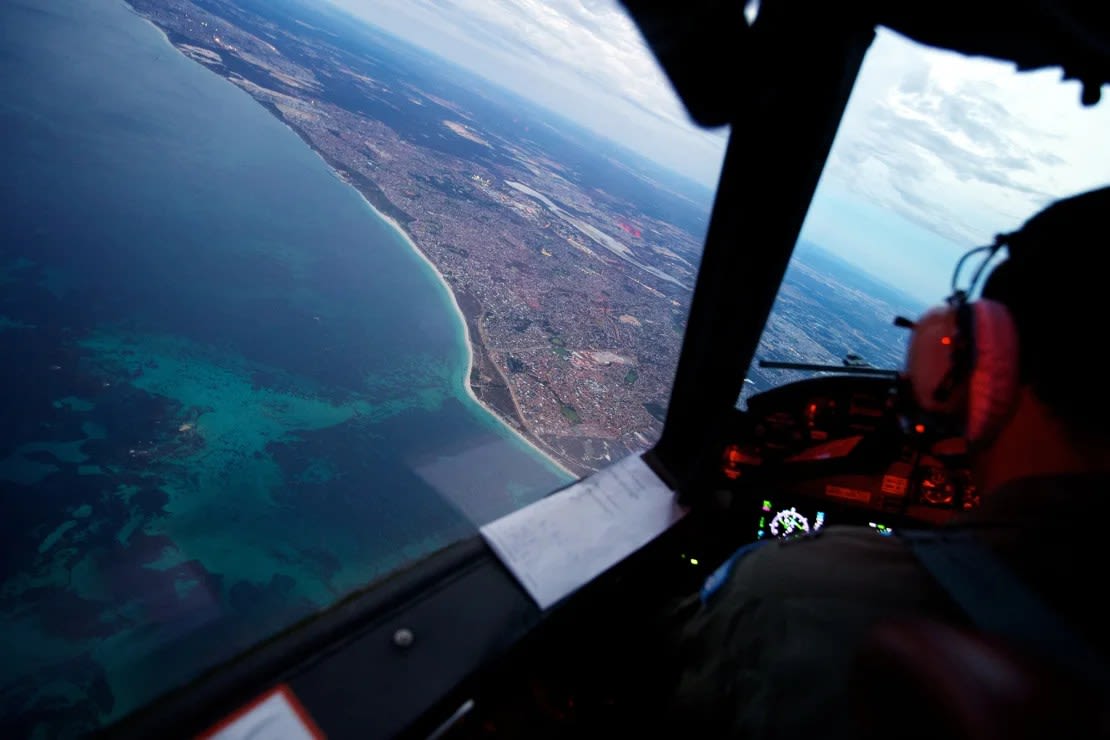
[{"left": 670, "top": 474, "right": 1109, "bottom": 739}]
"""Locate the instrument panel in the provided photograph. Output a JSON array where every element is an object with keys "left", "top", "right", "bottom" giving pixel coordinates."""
[
  {"left": 722, "top": 375, "right": 977, "bottom": 534},
  {"left": 752, "top": 494, "right": 896, "bottom": 542}
]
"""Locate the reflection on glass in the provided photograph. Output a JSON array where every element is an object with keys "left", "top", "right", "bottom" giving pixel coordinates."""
[
  {"left": 0, "top": 0, "right": 723, "bottom": 733},
  {"left": 742, "top": 29, "right": 1110, "bottom": 409}
]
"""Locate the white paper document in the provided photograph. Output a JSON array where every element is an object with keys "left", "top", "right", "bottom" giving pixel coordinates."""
[
  {"left": 480, "top": 453, "right": 685, "bottom": 609},
  {"left": 202, "top": 687, "right": 322, "bottom": 740}
]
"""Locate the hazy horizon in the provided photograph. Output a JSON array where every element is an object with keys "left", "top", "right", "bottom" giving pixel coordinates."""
[{"left": 324, "top": 0, "right": 1109, "bottom": 305}]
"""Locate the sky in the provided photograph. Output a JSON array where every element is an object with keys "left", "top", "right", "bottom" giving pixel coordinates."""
[
  {"left": 326, "top": 0, "right": 1109, "bottom": 306},
  {"left": 327, "top": 0, "right": 729, "bottom": 184}
]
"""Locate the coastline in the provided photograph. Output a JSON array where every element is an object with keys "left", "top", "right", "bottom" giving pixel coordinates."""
[
  {"left": 260, "top": 104, "right": 580, "bottom": 480},
  {"left": 131, "top": 4, "right": 578, "bottom": 480},
  {"left": 357, "top": 195, "right": 578, "bottom": 481},
  {"left": 263, "top": 103, "right": 580, "bottom": 480}
]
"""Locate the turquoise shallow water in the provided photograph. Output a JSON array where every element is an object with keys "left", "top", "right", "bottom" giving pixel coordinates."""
[{"left": 0, "top": 0, "right": 571, "bottom": 733}]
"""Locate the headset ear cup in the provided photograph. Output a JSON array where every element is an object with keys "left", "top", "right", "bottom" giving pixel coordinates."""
[
  {"left": 966, "top": 299, "right": 1020, "bottom": 443},
  {"left": 906, "top": 305, "right": 963, "bottom": 415}
]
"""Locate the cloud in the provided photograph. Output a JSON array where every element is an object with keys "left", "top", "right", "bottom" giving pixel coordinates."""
[
  {"left": 822, "top": 30, "right": 1110, "bottom": 247},
  {"left": 322, "top": 2, "right": 1108, "bottom": 305}
]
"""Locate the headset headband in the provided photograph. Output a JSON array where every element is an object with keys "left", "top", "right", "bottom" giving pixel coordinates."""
[{"left": 950, "top": 232, "right": 1012, "bottom": 300}]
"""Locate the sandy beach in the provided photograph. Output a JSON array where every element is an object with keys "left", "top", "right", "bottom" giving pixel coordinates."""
[
  {"left": 363, "top": 199, "right": 578, "bottom": 480},
  {"left": 290, "top": 119, "right": 581, "bottom": 480},
  {"left": 141, "top": 21, "right": 580, "bottom": 482}
]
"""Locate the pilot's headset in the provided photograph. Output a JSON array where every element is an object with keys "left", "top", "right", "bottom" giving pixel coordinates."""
[{"left": 903, "top": 238, "right": 1020, "bottom": 447}]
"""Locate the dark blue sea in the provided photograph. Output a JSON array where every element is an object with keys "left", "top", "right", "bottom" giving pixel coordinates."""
[{"left": 0, "top": 0, "right": 570, "bottom": 733}]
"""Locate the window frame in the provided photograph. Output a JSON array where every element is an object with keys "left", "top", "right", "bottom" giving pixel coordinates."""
[
  {"left": 102, "top": 10, "right": 875, "bottom": 740},
  {"left": 108, "top": 0, "right": 1110, "bottom": 733}
]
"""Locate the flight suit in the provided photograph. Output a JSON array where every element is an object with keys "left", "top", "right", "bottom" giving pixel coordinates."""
[{"left": 668, "top": 473, "right": 1110, "bottom": 740}]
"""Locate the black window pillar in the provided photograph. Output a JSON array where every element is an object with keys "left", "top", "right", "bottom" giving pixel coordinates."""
[{"left": 649, "top": 9, "right": 875, "bottom": 502}]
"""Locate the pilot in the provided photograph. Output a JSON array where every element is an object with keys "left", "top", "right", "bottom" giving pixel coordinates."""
[{"left": 666, "top": 186, "right": 1110, "bottom": 739}]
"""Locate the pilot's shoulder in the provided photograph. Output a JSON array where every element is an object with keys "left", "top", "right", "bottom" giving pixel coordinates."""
[{"left": 732, "top": 525, "right": 926, "bottom": 599}]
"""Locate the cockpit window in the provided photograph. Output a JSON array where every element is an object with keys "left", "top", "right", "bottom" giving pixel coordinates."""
[
  {"left": 742, "top": 29, "right": 1110, "bottom": 408},
  {"left": 0, "top": 0, "right": 723, "bottom": 733}
]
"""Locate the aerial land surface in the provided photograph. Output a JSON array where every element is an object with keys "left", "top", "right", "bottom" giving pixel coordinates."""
[
  {"left": 127, "top": 0, "right": 925, "bottom": 473},
  {"left": 127, "top": 0, "right": 719, "bottom": 476}
]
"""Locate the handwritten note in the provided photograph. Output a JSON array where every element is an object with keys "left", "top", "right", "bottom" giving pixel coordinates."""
[{"left": 480, "top": 453, "right": 684, "bottom": 609}]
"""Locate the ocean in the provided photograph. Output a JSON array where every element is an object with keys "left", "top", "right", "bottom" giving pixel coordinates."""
[{"left": 0, "top": 0, "right": 570, "bottom": 733}]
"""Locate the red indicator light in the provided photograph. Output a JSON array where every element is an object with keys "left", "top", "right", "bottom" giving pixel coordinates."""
[{"left": 722, "top": 444, "right": 744, "bottom": 480}]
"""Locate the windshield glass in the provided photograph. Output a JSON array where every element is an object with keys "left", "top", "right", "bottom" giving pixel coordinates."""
[
  {"left": 743, "top": 29, "right": 1110, "bottom": 408},
  {"left": 0, "top": 0, "right": 723, "bottom": 733}
]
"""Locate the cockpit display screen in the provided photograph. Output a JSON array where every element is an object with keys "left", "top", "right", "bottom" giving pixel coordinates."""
[
  {"left": 754, "top": 497, "right": 894, "bottom": 540},
  {"left": 755, "top": 498, "right": 825, "bottom": 540}
]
